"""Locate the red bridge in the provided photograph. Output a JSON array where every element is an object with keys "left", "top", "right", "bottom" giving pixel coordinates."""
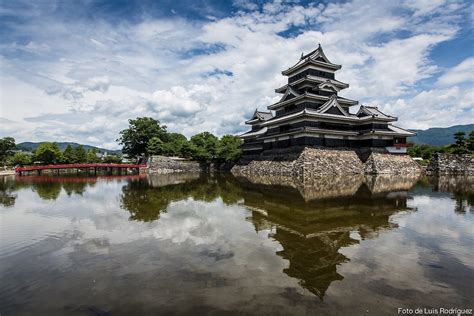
[{"left": 15, "top": 163, "right": 147, "bottom": 176}]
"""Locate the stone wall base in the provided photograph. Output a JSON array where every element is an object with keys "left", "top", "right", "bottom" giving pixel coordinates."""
[
  {"left": 364, "top": 152, "right": 421, "bottom": 174},
  {"left": 232, "top": 147, "right": 421, "bottom": 179},
  {"left": 427, "top": 153, "right": 474, "bottom": 174},
  {"left": 148, "top": 156, "right": 233, "bottom": 174},
  {"left": 148, "top": 156, "right": 203, "bottom": 174},
  {"left": 235, "top": 173, "right": 421, "bottom": 201}
]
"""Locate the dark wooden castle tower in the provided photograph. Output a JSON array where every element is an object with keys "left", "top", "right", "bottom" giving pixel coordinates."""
[{"left": 241, "top": 44, "right": 414, "bottom": 156}]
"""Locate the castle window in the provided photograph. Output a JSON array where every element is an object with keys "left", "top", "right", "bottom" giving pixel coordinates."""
[
  {"left": 284, "top": 104, "right": 297, "bottom": 113},
  {"left": 279, "top": 125, "right": 290, "bottom": 132}
]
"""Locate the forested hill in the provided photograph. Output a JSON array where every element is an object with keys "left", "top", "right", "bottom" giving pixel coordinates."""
[
  {"left": 16, "top": 142, "right": 121, "bottom": 155},
  {"left": 410, "top": 124, "right": 474, "bottom": 146}
]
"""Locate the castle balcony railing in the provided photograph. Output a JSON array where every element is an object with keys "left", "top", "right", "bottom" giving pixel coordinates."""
[{"left": 394, "top": 143, "right": 413, "bottom": 148}]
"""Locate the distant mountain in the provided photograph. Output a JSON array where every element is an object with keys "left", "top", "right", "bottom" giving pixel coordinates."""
[
  {"left": 410, "top": 124, "right": 474, "bottom": 146},
  {"left": 16, "top": 142, "right": 121, "bottom": 155}
]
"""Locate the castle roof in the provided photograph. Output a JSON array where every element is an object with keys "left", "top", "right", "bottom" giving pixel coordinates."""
[
  {"left": 245, "top": 109, "right": 273, "bottom": 124},
  {"left": 316, "top": 95, "right": 350, "bottom": 117},
  {"left": 275, "top": 76, "right": 349, "bottom": 93},
  {"left": 282, "top": 44, "right": 342, "bottom": 76},
  {"left": 357, "top": 106, "right": 396, "bottom": 121},
  {"left": 268, "top": 92, "right": 358, "bottom": 110},
  {"left": 240, "top": 127, "right": 268, "bottom": 138}
]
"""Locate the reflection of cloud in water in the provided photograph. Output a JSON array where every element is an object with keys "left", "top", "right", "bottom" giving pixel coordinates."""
[
  {"left": 1, "top": 173, "right": 473, "bottom": 314},
  {"left": 405, "top": 195, "right": 474, "bottom": 269},
  {"left": 2, "top": 190, "right": 313, "bottom": 314}
]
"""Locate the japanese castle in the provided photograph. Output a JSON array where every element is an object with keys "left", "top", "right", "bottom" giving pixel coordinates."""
[{"left": 241, "top": 44, "right": 414, "bottom": 156}]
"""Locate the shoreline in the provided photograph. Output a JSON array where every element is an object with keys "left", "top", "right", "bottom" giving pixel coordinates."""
[{"left": 0, "top": 170, "right": 16, "bottom": 176}]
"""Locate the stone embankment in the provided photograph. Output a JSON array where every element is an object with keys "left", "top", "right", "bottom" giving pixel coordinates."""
[
  {"left": 231, "top": 147, "right": 421, "bottom": 180},
  {"left": 148, "top": 156, "right": 202, "bottom": 174},
  {"left": 0, "top": 169, "right": 15, "bottom": 176},
  {"left": 364, "top": 152, "right": 421, "bottom": 174},
  {"left": 236, "top": 173, "right": 421, "bottom": 201},
  {"left": 426, "top": 153, "right": 474, "bottom": 174},
  {"left": 148, "top": 156, "right": 233, "bottom": 174},
  {"left": 234, "top": 148, "right": 365, "bottom": 181},
  {"left": 148, "top": 148, "right": 424, "bottom": 177}
]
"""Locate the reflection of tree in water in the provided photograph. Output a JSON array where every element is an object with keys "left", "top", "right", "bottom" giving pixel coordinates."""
[
  {"left": 62, "top": 181, "right": 94, "bottom": 196},
  {"left": 238, "top": 176, "right": 417, "bottom": 299},
  {"left": 0, "top": 176, "right": 17, "bottom": 207},
  {"left": 429, "top": 175, "right": 474, "bottom": 214},
  {"left": 32, "top": 182, "right": 63, "bottom": 200},
  {"left": 26, "top": 177, "right": 99, "bottom": 200},
  {"left": 120, "top": 174, "right": 243, "bottom": 222},
  {"left": 3, "top": 175, "right": 123, "bottom": 203}
]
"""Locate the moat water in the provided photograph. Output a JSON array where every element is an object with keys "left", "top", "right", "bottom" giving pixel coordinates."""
[{"left": 0, "top": 173, "right": 473, "bottom": 315}]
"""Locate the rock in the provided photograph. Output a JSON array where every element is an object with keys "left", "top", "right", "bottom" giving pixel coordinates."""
[
  {"left": 426, "top": 153, "right": 474, "bottom": 174},
  {"left": 148, "top": 156, "right": 202, "bottom": 174},
  {"left": 364, "top": 152, "right": 421, "bottom": 174},
  {"left": 232, "top": 147, "right": 421, "bottom": 180}
]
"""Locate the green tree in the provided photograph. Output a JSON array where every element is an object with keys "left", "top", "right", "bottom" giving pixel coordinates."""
[
  {"left": 74, "top": 145, "right": 87, "bottom": 163},
  {"left": 467, "top": 130, "right": 474, "bottom": 151},
  {"left": 0, "top": 137, "right": 16, "bottom": 163},
  {"left": 103, "top": 155, "right": 122, "bottom": 163},
  {"left": 8, "top": 152, "right": 31, "bottom": 166},
  {"left": 454, "top": 131, "right": 466, "bottom": 148},
  {"left": 452, "top": 131, "right": 469, "bottom": 154},
  {"left": 180, "top": 141, "right": 198, "bottom": 159},
  {"left": 147, "top": 133, "right": 189, "bottom": 157},
  {"left": 217, "top": 135, "right": 242, "bottom": 162},
  {"left": 86, "top": 149, "right": 99, "bottom": 163},
  {"left": 63, "top": 144, "right": 75, "bottom": 163},
  {"left": 118, "top": 117, "right": 168, "bottom": 159},
  {"left": 146, "top": 137, "right": 164, "bottom": 156},
  {"left": 190, "top": 132, "right": 218, "bottom": 161},
  {"left": 164, "top": 133, "right": 188, "bottom": 157},
  {"left": 34, "top": 142, "right": 62, "bottom": 164}
]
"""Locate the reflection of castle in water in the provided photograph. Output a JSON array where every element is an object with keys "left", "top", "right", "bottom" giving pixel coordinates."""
[
  {"left": 118, "top": 172, "right": 421, "bottom": 299},
  {"left": 237, "top": 174, "right": 421, "bottom": 299},
  {"left": 237, "top": 173, "right": 421, "bottom": 201}
]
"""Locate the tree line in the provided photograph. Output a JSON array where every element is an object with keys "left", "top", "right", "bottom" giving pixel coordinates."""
[
  {"left": 408, "top": 130, "right": 474, "bottom": 161},
  {"left": 1, "top": 116, "right": 242, "bottom": 166},
  {"left": 0, "top": 138, "right": 122, "bottom": 166},
  {"left": 2, "top": 121, "right": 472, "bottom": 167},
  {"left": 117, "top": 117, "right": 242, "bottom": 162}
]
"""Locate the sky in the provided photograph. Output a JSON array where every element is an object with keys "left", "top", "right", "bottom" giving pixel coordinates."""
[{"left": 0, "top": 0, "right": 473, "bottom": 149}]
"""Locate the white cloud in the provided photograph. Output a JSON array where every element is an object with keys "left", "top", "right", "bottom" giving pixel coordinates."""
[
  {"left": 233, "top": 0, "right": 259, "bottom": 11},
  {"left": 83, "top": 76, "right": 111, "bottom": 93},
  {"left": 360, "top": 34, "right": 449, "bottom": 97},
  {"left": 3, "top": 41, "right": 50, "bottom": 53},
  {"left": 381, "top": 86, "right": 474, "bottom": 129},
  {"left": 437, "top": 57, "right": 474, "bottom": 86},
  {"left": 403, "top": 0, "right": 448, "bottom": 17}
]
